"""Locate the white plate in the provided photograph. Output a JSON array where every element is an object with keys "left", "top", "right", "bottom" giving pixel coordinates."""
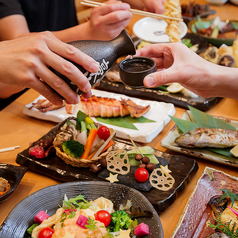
[
  {"left": 161, "top": 111, "right": 238, "bottom": 168},
  {"left": 133, "top": 17, "right": 187, "bottom": 43},
  {"left": 206, "top": 0, "right": 228, "bottom": 5},
  {"left": 23, "top": 89, "right": 175, "bottom": 143},
  {"left": 229, "top": 0, "right": 238, "bottom": 5}
]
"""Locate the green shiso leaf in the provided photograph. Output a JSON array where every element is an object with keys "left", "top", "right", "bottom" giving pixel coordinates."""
[
  {"left": 170, "top": 116, "right": 197, "bottom": 133},
  {"left": 76, "top": 110, "right": 88, "bottom": 130},
  {"left": 95, "top": 116, "right": 156, "bottom": 130},
  {"left": 188, "top": 106, "right": 236, "bottom": 130},
  {"left": 208, "top": 148, "right": 234, "bottom": 158}
]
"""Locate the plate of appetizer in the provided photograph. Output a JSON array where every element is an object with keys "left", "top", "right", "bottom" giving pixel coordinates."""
[
  {"left": 171, "top": 167, "right": 238, "bottom": 238},
  {"left": 0, "top": 181, "right": 163, "bottom": 238},
  {"left": 181, "top": 2, "right": 216, "bottom": 24},
  {"left": 161, "top": 106, "right": 238, "bottom": 168},
  {"left": 16, "top": 113, "right": 198, "bottom": 212},
  {"left": 188, "top": 16, "right": 238, "bottom": 47},
  {"left": 133, "top": 17, "right": 187, "bottom": 43},
  {"left": 23, "top": 89, "right": 175, "bottom": 143},
  {"left": 0, "top": 164, "right": 27, "bottom": 203}
]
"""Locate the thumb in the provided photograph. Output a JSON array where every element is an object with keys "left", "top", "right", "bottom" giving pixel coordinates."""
[{"left": 144, "top": 69, "right": 175, "bottom": 88}]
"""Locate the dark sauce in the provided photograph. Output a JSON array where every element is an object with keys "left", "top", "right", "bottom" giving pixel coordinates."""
[{"left": 122, "top": 62, "right": 153, "bottom": 72}]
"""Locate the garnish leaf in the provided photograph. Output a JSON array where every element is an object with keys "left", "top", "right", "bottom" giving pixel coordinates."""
[
  {"left": 76, "top": 110, "right": 88, "bottom": 130},
  {"left": 209, "top": 214, "right": 238, "bottom": 238},
  {"left": 27, "top": 223, "right": 38, "bottom": 235},
  {"left": 95, "top": 116, "right": 155, "bottom": 130},
  {"left": 208, "top": 148, "right": 234, "bottom": 158},
  {"left": 219, "top": 189, "right": 238, "bottom": 207},
  {"left": 170, "top": 116, "right": 197, "bottom": 133},
  {"left": 188, "top": 106, "right": 236, "bottom": 130}
]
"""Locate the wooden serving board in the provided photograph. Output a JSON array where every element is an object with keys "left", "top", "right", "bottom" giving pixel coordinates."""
[{"left": 16, "top": 120, "right": 198, "bottom": 213}]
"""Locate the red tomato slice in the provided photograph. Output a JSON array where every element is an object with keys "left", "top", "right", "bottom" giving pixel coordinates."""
[
  {"left": 38, "top": 227, "right": 54, "bottom": 238},
  {"left": 134, "top": 168, "right": 149, "bottom": 183},
  {"left": 97, "top": 126, "right": 110, "bottom": 140},
  {"left": 94, "top": 210, "right": 111, "bottom": 227}
]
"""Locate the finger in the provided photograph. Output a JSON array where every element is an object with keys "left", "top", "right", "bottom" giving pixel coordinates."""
[
  {"left": 35, "top": 65, "right": 83, "bottom": 104},
  {"left": 144, "top": 68, "right": 178, "bottom": 88},
  {"left": 36, "top": 41, "right": 93, "bottom": 94},
  {"left": 28, "top": 76, "right": 65, "bottom": 105},
  {"left": 97, "top": 11, "right": 132, "bottom": 25},
  {"left": 81, "top": 91, "right": 92, "bottom": 99},
  {"left": 43, "top": 32, "right": 99, "bottom": 73},
  {"left": 95, "top": 2, "right": 131, "bottom": 15}
]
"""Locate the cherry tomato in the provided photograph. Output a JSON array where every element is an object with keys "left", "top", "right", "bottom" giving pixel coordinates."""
[
  {"left": 134, "top": 168, "right": 149, "bottom": 183},
  {"left": 38, "top": 227, "right": 54, "bottom": 238},
  {"left": 94, "top": 210, "right": 111, "bottom": 227},
  {"left": 97, "top": 126, "right": 110, "bottom": 140}
]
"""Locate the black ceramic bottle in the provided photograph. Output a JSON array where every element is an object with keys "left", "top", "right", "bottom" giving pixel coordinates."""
[{"left": 51, "top": 30, "right": 136, "bottom": 96}]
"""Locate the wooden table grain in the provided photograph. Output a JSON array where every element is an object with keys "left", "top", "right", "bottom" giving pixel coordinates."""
[{"left": 1, "top": 1, "right": 238, "bottom": 237}]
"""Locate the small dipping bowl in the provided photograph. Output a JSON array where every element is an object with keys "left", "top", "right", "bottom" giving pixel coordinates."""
[{"left": 119, "top": 57, "right": 156, "bottom": 88}]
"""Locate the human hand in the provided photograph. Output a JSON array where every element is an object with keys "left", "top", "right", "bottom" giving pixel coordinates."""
[
  {"left": 135, "top": 43, "right": 228, "bottom": 98},
  {"left": 0, "top": 32, "right": 99, "bottom": 105},
  {"left": 140, "top": 0, "right": 165, "bottom": 14},
  {"left": 89, "top": 1, "right": 133, "bottom": 40}
]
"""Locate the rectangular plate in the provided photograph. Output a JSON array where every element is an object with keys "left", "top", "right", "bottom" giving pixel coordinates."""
[
  {"left": 171, "top": 167, "right": 238, "bottom": 237},
  {"left": 95, "top": 76, "right": 220, "bottom": 112},
  {"left": 23, "top": 89, "right": 175, "bottom": 143},
  {"left": 161, "top": 112, "right": 238, "bottom": 168},
  {"left": 16, "top": 120, "right": 198, "bottom": 213}
]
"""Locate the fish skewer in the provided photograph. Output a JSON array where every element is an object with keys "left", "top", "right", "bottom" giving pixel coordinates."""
[{"left": 175, "top": 128, "right": 238, "bottom": 148}]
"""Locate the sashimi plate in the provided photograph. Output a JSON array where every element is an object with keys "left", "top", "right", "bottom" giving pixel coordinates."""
[
  {"left": 161, "top": 111, "right": 238, "bottom": 168},
  {"left": 23, "top": 89, "right": 175, "bottom": 143},
  {"left": 171, "top": 167, "right": 238, "bottom": 237}
]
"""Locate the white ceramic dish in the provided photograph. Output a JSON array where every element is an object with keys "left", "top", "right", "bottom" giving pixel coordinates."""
[
  {"left": 161, "top": 111, "right": 238, "bottom": 168},
  {"left": 171, "top": 167, "right": 238, "bottom": 237},
  {"left": 133, "top": 17, "right": 187, "bottom": 43},
  {"left": 206, "top": 0, "right": 228, "bottom": 5},
  {"left": 230, "top": 0, "right": 238, "bottom": 5},
  {"left": 23, "top": 89, "right": 175, "bottom": 143}
]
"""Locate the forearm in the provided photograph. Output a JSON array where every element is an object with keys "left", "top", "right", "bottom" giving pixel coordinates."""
[
  {"left": 52, "top": 22, "right": 95, "bottom": 42},
  {"left": 208, "top": 64, "right": 238, "bottom": 100}
]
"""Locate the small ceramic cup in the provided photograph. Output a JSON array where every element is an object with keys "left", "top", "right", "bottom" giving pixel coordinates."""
[{"left": 119, "top": 57, "right": 156, "bottom": 88}]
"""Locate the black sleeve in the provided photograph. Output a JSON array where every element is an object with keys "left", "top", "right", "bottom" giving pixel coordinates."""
[{"left": 0, "top": 0, "right": 23, "bottom": 19}]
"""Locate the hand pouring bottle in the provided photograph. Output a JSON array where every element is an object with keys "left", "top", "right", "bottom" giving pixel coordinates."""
[{"left": 51, "top": 30, "right": 136, "bottom": 96}]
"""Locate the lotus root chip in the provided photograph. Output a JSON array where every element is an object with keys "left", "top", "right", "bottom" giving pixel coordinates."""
[
  {"left": 149, "top": 168, "right": 175, "bottom": 191},
  {"left": 106, "top": 149, "right": 130, "bottom": 175}
]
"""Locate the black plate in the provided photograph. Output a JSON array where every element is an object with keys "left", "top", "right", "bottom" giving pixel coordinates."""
[
  {"left": 95, "top": 78, "right": 221, "bottom": 111},
  {"left": 16, "top": 120, "right": 198, "bottom": 213},
  {"left": 0, "top": 181, "right": 163, "bottom": 238},
  {"left": 0, "top": 164, "right": 27, "bottom": 203}
]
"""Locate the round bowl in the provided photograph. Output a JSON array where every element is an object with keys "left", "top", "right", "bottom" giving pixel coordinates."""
[
  {"left": 1, "top": 181, "right": 163, "bottom": 238},
  {"left": 188, "top": 18, "right": 237, "bottom": 47},
  {"left": 119, "top": 57, "right": 156, "bottom": 88},
  {"left": 0, "top": 164, "right": 27, "bottom": 203}
]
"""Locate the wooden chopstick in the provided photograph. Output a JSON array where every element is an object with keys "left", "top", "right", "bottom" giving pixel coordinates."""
[{"left": 81, "top": 0, "right": 183, "bottom": 22}]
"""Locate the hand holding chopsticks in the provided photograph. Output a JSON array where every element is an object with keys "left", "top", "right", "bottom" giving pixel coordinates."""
[{"left": 81, "top": 0, "right": 183, "bottom": 22}]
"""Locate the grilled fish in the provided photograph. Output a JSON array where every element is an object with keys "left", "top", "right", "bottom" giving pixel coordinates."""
[
  {"left": 175, "top": 128, "right": 238, "bottom": 148},
  {"left": 75, "top": 95, "right": 151, "bottom": 118}
]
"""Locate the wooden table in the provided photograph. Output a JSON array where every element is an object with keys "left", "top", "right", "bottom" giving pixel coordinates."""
[{"left": 1, "top": 1, "right": 238, "bottom": 237}]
